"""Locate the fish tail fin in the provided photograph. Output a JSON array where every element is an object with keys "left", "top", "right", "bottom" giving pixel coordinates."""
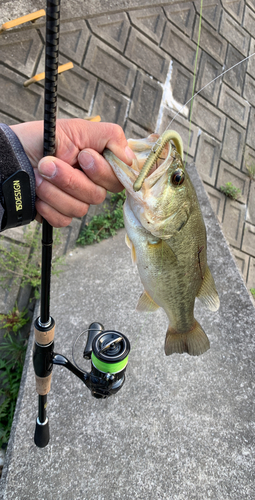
[{"left": 164, "top": 320, "right": 210, "bottom": 356}]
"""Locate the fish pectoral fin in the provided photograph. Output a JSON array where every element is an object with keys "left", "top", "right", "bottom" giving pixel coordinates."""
[
  {"left": 125, "top": 233, "right": 132, "bottom": 249},
  {"left": 125, "top": 234, "right": 137, "bottom": 263},
  {"left": 125, "top": 235, "right": 137, "bottom": 264},
  {"left": 196, "top": 266, "right": 220, "bottom": 312},
  {"left": 136, "top": 290, "right": 160, "bottom": 312},
  {"left": 131, "top": 243, "right": 137, "bottom": 264},
  {"left": 165, "top": 320, "right": 210, "bottom": 356}
]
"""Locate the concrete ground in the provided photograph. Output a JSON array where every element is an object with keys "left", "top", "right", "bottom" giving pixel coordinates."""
[{"left": 1, "top": 165, "right": 255, "bottom": 500}]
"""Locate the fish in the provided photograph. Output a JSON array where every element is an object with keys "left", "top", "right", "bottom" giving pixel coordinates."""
[{"left": 103, "top": 131, "right": 220, "bottom": 356}]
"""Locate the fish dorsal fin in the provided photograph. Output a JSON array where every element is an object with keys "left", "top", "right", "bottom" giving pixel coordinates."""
[
  {"left": 196, "top": 266, "right": 220, "bottom": 312},
  {"left": 125, "top": 234, "right": 137, "bottom": 264},
  {"left": 136, "top": 290, "right": 160, "bottom": 312}
]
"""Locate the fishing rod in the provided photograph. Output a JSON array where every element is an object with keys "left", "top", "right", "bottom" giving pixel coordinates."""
[{"left": 33, "top": 0, "right": 130, "bottom": 448}]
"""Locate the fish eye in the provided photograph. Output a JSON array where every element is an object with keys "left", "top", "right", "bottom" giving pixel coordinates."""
[{"left": 171, "top": 169, "right": 185, "bottom": 186}]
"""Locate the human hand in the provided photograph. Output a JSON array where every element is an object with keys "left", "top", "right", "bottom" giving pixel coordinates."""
[{"left": 10, "top": 119, "right": 135, "bottom": 227}]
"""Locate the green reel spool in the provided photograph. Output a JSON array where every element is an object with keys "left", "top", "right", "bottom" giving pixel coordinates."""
[{"left": 92, "top": 331, "right": 130, "bottom": 374}]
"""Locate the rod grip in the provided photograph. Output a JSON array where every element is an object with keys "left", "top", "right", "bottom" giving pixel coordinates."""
[
  {"left": 33, "top": 317, "right": 55, "bottom": 395},
  {"left": 35, "top": 374, "right": 52, "bottom": 396},
  {"left": 34, "top": 318, "right": 55, "bottom": 345}
]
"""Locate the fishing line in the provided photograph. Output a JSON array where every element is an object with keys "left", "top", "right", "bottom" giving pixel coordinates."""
[
  {"left": 161, "top": 51, "right": 255, "bottom": 142},
  {"left": 129, "top": 26, "right": 255, "bottom": 352},
  {"left": 186, "top": 0, "right": 203, "bottom": 166},
  {"left": 109, "top": 4, "right": 255, "bottom": 360},
  {"left": 72, "top": 329, "right": 91, "bottom": 373},
  {"left": 134, "top": 45, "right": 255, "bottom": 275}
]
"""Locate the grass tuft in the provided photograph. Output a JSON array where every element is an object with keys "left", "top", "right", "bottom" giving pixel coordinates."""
[
  {"left": 77, "top": 191, "right": 126, "bottom": 246},
  {"left": 220, "top": 182, "right": 241, "bottom": 200},
  {"left": 0, "top": 327, "right": 27, "bottom": 447}
]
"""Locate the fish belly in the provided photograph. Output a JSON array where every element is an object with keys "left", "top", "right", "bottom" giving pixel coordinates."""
[
  {"left": 123, "top": 197, "right": 198, "bottom": 329},
  {"left": 124, "top": 196, "right": 210, "bottom": 356}
]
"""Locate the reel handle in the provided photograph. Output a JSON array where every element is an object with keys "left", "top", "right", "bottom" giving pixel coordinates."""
[{"left": 83, "top": 322, "right": 104, "bottom": 359}]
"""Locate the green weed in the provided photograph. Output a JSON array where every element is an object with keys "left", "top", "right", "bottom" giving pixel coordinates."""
[
  {"left": 0, "top": 306, "right": 29, "bottom": 335},
  {"left": 250, "top": 288, "right": 255, "bottom": 298},
  {"left": 220, "top": 182, "right": 241, "bottom": 200},
  {"left": 77, "top": 191, "right": 126, "bottom": 245},
  {"left": 0, "top": 331, "right": 27, "bottom": 447},
  {"left": 0, "top": 226, "right": 64, "bottom": 448},
  {"left": 243, "top": 148, "right": 255, "bottom": 180},
  {"left": 0, "top": 225, "right": 64, "bottom": 299},
  {"left": 245, "top": 160, "right": 255, "bottom": 180}
]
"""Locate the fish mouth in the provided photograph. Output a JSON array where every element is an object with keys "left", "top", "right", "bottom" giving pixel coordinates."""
[
  {"left": 103, "top": 148, "right": 143, "bottom": 204},
  {"left": 103, "top": 133, "right": 187, "bottom": 238},
  {"left": 103, "top": 135, "right": 174, "bottom": 199},
  {"left": 132, "top": 131, "right": 183, "bottom": 192}
]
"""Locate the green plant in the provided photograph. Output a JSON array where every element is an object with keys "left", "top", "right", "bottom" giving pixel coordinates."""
[
  {"left": 0, "top": 332, "right": 27, "bottom": 447},
  {"left": 0, "top": 226, "right": 65, "bottom": 448},
  {"left": 220, "top": 182, "right": 241, "bottom": 200},
  {"left": 0, "top": 306, "right": 29, "bottom": 336},
  {"left": 0, "top": 225, "right": 64, "bottom": 299},
  {"left": 250, "top": 288, "right": 255, "bottom": 298},
  {"left": 245, "top": 159, "right": 255, "bottom": 180},
  {"left": 77, "top": 191, "right": 126, "bottom": 245},
  {"left": 243, "top": 147, "right": 255, "bottom": 180}
]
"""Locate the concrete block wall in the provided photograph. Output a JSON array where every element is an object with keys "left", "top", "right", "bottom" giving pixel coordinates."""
[{"left": 0, "top": 1, "right": 254, "bottom": 302}]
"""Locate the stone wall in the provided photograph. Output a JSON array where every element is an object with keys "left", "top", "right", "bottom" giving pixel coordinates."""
[{"left": 0, "top": 0, "right": 254, "bottom": 300}]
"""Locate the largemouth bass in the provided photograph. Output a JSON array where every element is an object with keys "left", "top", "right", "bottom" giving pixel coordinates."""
[{"left": 103, "top": 132, "right": 220, "bottom": 356}]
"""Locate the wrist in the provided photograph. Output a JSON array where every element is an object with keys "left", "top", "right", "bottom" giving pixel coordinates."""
[{"left": 0, "top": 124, "right": 36, "bottom": 231}]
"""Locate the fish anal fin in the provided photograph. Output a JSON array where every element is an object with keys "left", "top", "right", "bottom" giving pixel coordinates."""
[
  {"left": 197, "top": 266, "right": 220, "bottom": 312},
  {"left": 136, "top": 290, "right": 160, "bottom": 312},
  {"left": 165, "top": 320, "right": 210, "bottom": 356}
]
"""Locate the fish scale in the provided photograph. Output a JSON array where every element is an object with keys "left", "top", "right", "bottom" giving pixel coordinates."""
[{"left": 103, "top": 131, "right": 220, "bottom": 356}]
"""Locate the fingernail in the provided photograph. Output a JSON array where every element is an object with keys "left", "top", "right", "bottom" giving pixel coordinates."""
[
  {"left": 34, "top": 169, "right": 43, "bottom": 188},
  {"left": 38, "top": 158, "right": 57, "bottom": 178},
  {"left": 79, "top": 150, "right": 95, "bottom": 171},
  {"left": 125, "top": 146, "right": 136, "bottom": 161}
]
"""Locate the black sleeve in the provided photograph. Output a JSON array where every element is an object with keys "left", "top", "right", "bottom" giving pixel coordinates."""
[{"left": 0, "top": 123, "right": 36, "bottom": 232}]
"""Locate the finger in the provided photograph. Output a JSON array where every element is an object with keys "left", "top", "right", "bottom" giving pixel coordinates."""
[
  {"left": 78, "top": 148, "right": 123, "bottom": 193},
  {"left": 36, "top": 157, "right": 107, "bottom": 205},
  {"left": 35, "top": 212, "right": 43, "bottom": 224},
  {"left": 57, "top": 120, "right": 136, "bottom": 165},
  {"left": 35, "top": 198, "right": 73, "bottom": 228},
  {"left": 35, "top": 172, "right": 91, "bottom": 219}
]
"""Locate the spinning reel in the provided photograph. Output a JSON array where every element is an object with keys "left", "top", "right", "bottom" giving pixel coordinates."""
[{"left": 33, "top": 321, "right": 130, "bottom": 447}]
